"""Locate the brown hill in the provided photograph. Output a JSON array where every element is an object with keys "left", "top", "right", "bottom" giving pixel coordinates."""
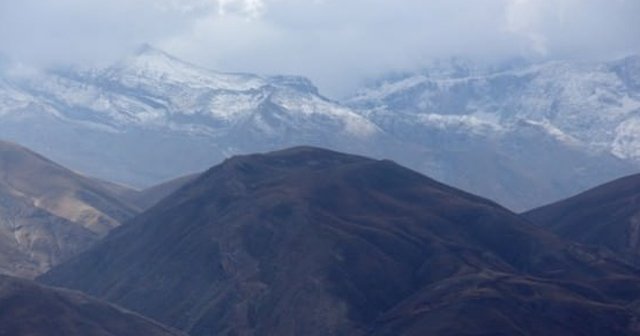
[
  {"left": 524, "top": 173, "right": 640, "bottom": 262},
  {"left": 0, "top": 140, "right": 139, "bottom": 277},
  {"left": 0, "top": 274, "right": 183, "bottom": 336},
  {"left": 371, "top": 272, "right": 640, "bottom": 335},
  {"left": 40, "top": 147, "right": 640, "bottom": 335}
]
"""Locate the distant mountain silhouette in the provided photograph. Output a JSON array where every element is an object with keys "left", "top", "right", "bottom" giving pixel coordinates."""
[
  {"left": 41, "top": 147, "right": 640, "bottom": 335},
  {"left": 0, "top": 274, "right": 183, "bottom": 335},
  {"left": 130, "top": 173, "right": 199, "bottom": 210},
  {"left": 0, "top": 140, "right": 139, "bottom": 277},
  {"left": 525, "top": 173, "right": 640, "bottom": 263}
]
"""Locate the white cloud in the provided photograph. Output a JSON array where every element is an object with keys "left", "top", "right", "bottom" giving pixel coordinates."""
[
  {"left": 0, "top": 0, "right": 216, "bottom": 66},
  {"left": 1, "top": 0, "right": 638, "bottom": 97},
  {"left": 505, "top": 0, "right": 550, "bottom": 55},
  {"left": 218, "top": 0, "right": 266, "bottom": 18}
]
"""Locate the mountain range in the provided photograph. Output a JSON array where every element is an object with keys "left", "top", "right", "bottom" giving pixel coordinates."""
[
  {"left": 347, "top": 55, "right": 640, "bottom": 209},
  {"left": 40, "top": 147, "right": 640, "bottom": 336},
  {"left": 0, "top": 45, "right": 382, "bottom": 188},
  {"left": 349, "top": 55, "right": 640, "bottom": 161},
  {"left": 1, "top": 46, "right": 639, "bottom": 210}
]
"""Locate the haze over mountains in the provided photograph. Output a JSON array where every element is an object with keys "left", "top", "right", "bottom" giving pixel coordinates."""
[
  {"left": 1, "top": 46, "right": 639, "bottom": 210},
  {"left": 41, "top": 147, "right": 640, "bottom": 336},
  {"left": 0, "top": 1, "right": 638, "bottom": 334},
  {"left": 349, "top": 55, "right": 640, "bottom": 208},
  {"left": 349, "top": 54, "right": 640, "bottom": 161},
  {"left": 0, "top": 45, "right": 382, "bottom": 187}
]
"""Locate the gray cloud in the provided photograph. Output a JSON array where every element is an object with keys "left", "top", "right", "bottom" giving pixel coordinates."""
[
  {"left": 0, "top": 0, "right": 215, "bottom": 66},
  {"left": 1, "top": 0, "right": 639, "bottom": 97}
]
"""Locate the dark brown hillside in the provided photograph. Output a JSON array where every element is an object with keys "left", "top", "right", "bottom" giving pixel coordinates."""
[
  {"left": 41, "top": 147, "right": 640, "bottom": 335},
  {"left": 0, "top": 274, "right": 183, "bottom": 336},
  {"left": 524, "top": 173, "right": 640, "bottom": 262},
  {"left": 371, "top": 271, "right": 637, "bottom": 336}
]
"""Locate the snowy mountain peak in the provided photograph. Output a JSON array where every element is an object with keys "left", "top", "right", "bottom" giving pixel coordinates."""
[
  {"left": 0, "top": 46, "right": 380, "bottom": 150},
  {"left": 107, "top": 45, "right": 265, "bottom": 92}
]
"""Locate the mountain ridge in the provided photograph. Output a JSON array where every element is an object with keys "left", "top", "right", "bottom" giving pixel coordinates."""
[
  {"left": 524, "top": 173, "right": 640, "bottom": 263},
  {"left": 348, "top": 54, "right": 640, "bottom": 161},
  {"left": 40, "top": 147, "right": 640, "bottom": 335},
  {"left": 1, "top": 47, "right": 638, "bottom": 211}
]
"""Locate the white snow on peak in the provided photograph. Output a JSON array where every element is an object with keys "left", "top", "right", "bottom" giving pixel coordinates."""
[
  {"left": 0, "top": 46, "right": 379, "bottom": 141},
  {"left": 272, "top": 92, "right": 379, "bottom": 138},
  {"left": 516, "top": 119, "right": 581, "bottom": 146},
  {"left": 0, "top": 81, "right": 35, "bottom": 115},
  {"left": 349, "top": 75, "right": 428, "bottom": 105},
  {"left": 417, "top": 113, "right": 503, "bottom": 135},
  {"left": 110, "top": 45, "right": 266, "bottom": 92},
  {"left": 612, "top": 116, "right": 640, "bottom": 160}
]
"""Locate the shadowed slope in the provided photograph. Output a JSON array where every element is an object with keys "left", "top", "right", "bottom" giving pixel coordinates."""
[
  {"left": 0, "top": 274, "right": 183, "bottom": 336},
  {"left": 371, "top": 272, "right": 638, "bottom": 336},
  {"left": 524, "top": 173, "right": 640, "bottom": 262}
]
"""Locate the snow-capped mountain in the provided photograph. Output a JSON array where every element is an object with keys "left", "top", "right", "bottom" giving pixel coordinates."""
[
  {"left": 0, "top": 46, "right": 383, "bottom": 186},
  {"left": 349, "top": 55, "right": 640, "bottom": 162},
  {"left": 19, "top": 45, "right": 379, "bottom": 138},
  {"left": 0, "top": 47, "right": 637, "bottom": 210}
]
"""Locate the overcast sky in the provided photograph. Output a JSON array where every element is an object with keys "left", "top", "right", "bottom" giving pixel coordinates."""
[{"left": 0, "top": 0, "right": 639, "bottom": 97}]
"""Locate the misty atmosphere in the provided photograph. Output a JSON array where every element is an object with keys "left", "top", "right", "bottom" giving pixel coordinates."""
[{"left": 0, "top": 1, "right": 640, "bottom": 335}]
